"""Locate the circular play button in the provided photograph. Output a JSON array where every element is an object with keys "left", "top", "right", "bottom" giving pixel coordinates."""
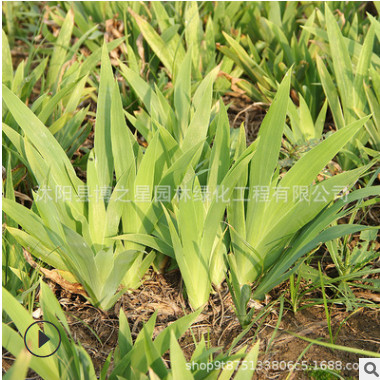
[{"left": 24, "top": 320, "right": 61, "bottom": 358}]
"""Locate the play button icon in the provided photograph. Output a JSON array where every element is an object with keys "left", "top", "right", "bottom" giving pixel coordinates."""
[
  {"left": 38, "top": 330, "right": 50, "bottom": 348},
  {"left": 24, "top": 320, "right": 61, "bottom": 357}
]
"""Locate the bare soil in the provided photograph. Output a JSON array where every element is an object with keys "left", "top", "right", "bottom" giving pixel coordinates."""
[
  {"left": 223, "top": 94, "right": 267, "bottom": 144},
  {"left": 34, "top": 268, "right": 379, "bottom": 380}
]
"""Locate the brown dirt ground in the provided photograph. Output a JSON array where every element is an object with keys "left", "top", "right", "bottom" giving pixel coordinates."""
[
  {"left": 223, "top": 93, "right": 267, "bottom": 144},
  {"left": 20, "top": 268, "right": 378, "bottom": 380}
]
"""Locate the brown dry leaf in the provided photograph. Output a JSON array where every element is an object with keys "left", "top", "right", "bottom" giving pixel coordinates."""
[
  {"left": 217, "top": 71, "right": 247, "bottom": 96},
  {"left": 147, "top": 302, "right": 182, "bottom": 317},
  {"left": 105, "top": 19, "right": 114, "bottom": 43},
  {"left": 14, "top": 191, "right": 33, "bottom": 202},
  {"left": 336, "top": 9, "right": 346, "bottom": 27},
  {"left": 105, "top": 18, "right": 127, "bottom": 65},
  {"left": 2, "top": 358, "right": 11, "bottom": 372},
  {"left": 290, "top": 88, "right": 300, "bottom": 106},
  {"left": 136, "top": 33, "right": 146, "bottom": 76},
  {"left": 23, "top": 248, "right": 88, "bottom": 297},
  {"left": 316, "top": 161, "right": 343, "bottom": 182},
  {"left": 327, "top": 160, "right": 342, "bottom": 175},
  {"left": 353, "top": 292, "right": 380, "bottom": 303}
]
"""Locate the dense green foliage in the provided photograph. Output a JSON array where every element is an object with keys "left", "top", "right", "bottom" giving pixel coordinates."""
[{"left": 2, "top": 2, "right": 379, "bottom": 379}]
